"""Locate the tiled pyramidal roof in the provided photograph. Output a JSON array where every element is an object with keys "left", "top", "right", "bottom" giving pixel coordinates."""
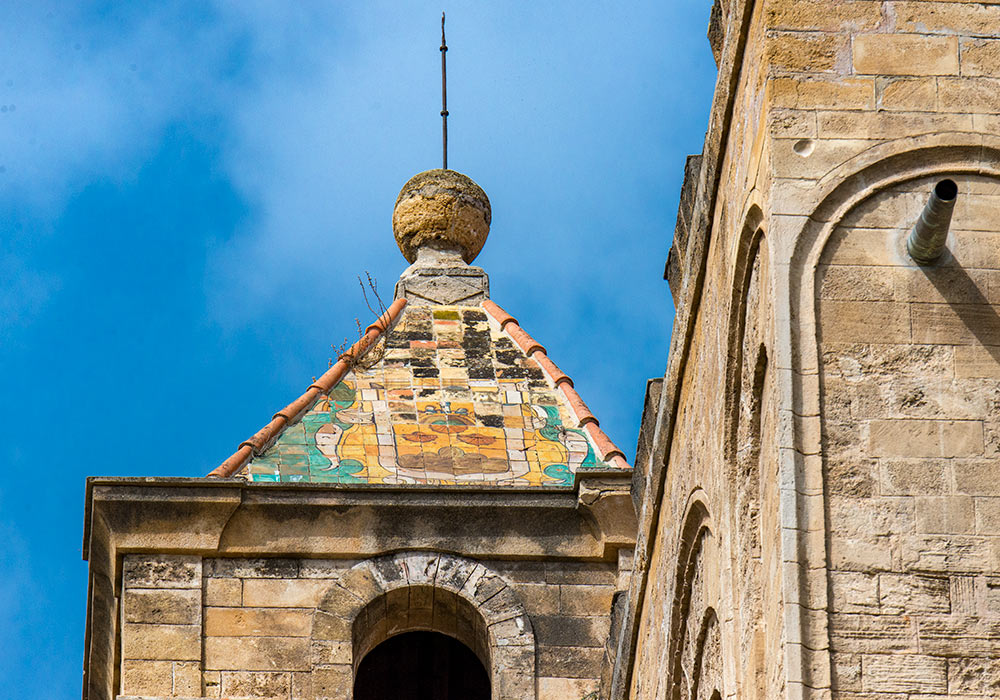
[{"left": 208, "top": 169, "right": 629, "bottom": 486}]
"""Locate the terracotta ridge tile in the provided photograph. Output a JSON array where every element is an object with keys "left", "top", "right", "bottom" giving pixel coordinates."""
[
  {"left": 483, "top": 299, "right": 630, "bottom": 468},
  {"left": 206, "top": 298, "right": 407, "bottom": 478},
  {"left": 481, "top": 299, "right": 518, "bottom": 329},
  {"left": 532, "top": 352, "right": 573, "bottom": 388},
  {"left": 365, "top": 300, "right": 405, "bottom": 334},
  {"left": 607, "top": 454, "right": 630, "bottom": 470},
  {"left": 559, "top": 383, "right": 599, "bottom": 428},
  {"left": 508, "top": 324, "right": 545, "bottom": 356},
  {"left": 584, "top": 422, "right": 627, "bottom": 463},
  {"left": 482, "top": 300, "right": 543, "bottom": 354},
  {"left": 273, "top": 387, "right": 322, "bottom": 422},
  {"left": 214, "top": 445, "right": 253, "bottom": 479}
]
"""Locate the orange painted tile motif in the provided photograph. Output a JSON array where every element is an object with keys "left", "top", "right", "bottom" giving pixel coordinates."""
[{"left": 243, "top": 304, "right": 623, "bottom": 486}]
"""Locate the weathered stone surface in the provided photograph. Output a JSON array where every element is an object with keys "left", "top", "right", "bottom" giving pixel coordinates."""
[
  {"left": 901, "top": 534, "right": 1000, "bottom": 573},
  {"left": 894, "top": 1, "right": 1000, "bottom": 36},
  {"left": 862, "top": 653, "right": 947, "bottom": 693},
  {"left": 534, "top": 616, "right": 609, "bottom": 648},
  {"left": 242, "top": 579, "right": 332, "bottom": 608},
  {"left": 205, "top": 577, "right": 242, "bottom": 607},
  {"left": 954, "top": 460, "right": 1000, "bottom": 495},
  {"left": 770, "top": 76, "right": 876, "bottom": 110},
  {"left": 869, "top": 419, "right": 983, "bottom": 458},
  {"left": 878, "top": 76, "right": 938, "bottom": 111},
  {"left": 122, "top": 623, "right": 201, "bottom": 661},
  {"left": 512, "top": 583, "right": 560, "bottom": 615},
  {"left": 919, "top": 616, "right": 1000, "bottom": 656},
  {"left": 316, "top": 585, "right": 365, "bottom": 618},
  {"left": 955, "top": 345, "right": 1000, "bottom": 378},
  {"left": 311, "top": 665, "right": 352, "bottom": 698},
  {"left": 311, "top": 610, "right": 352, "bottom": 641},
  {"left": 489, "top": 615, "right": 535, "bottom": 647},
  {"left": 915, "top": 496, "right": 975, "bottom": 534},
  {"left": 220, "top": 671, "right": 291, "bottom": 699},
  {"left": 765, "top": 0, "right": 882, "bottom": 32},
  {"left": 204, "top": 558, "right": 299, "bottom": 579},
  {"left": 537, "top": 646, "right": 603, "bottom": 679},
  {"left": 912, "top": 302, "right": 1000, "bottom": 345},
  {"left": 310, "top": 639, "right": 351, "bottom": 665},
  {"left": 828, "top": 571, "right": 879, "bottom": 613},
  {"left": 948, "top": 656, "right": 1000, "bottom": 696},
  {"left": 830, "top": 652, "right": 862, "bottom": 692},
  {"left": 336, "top": 565, "right": 383, "bottom": 603},
  {"left": 559, "top": 584, "right": 615, "bottom": 616},
  {"left": 121, "top": 660, "right": 172, "bottom": 696},
  {"left": 203, "top": 670, "right": 222, "bottom": 697},
  {"left": 124, "top": 589, "right": 201, "bottom": 625},
  {"left": 819, "top": 301, "right": 910, "bottom": 344},
  {"left": 394, "top": 250, "right": 490, "bottom": 306},
  {"left": 962, "top": 40, "right": 1000, "bottom": 83},
  {"left": 829, "top": 613, "right": 916, "bottom": 653},
  {"left": 123, "top": 554, "right": 201, "bottom": 589},
  {"left": 854, "top": 34, "right": 959, "bottom": 76},
  {"left": 938, "top": 77, "right": 1000, "bottom": 113},
  {"left": 976, "top": 498, "right": 1000, "bottom": 534},
  {"left": 205, "top": 607, "right": 312, "bottom": 637},
  {"left": 204, "top": 636, "right": 311, "bottom": 672},
  {"left": 537, "top": 676, "right": 600, "bottom": 700},
  {"left": 767, "top": 32, "right": 848, "bottom": 73},
  {"left": 173, "top": 662, "right": 201, "bottom": 696},
  {"left": 297, "top": 559, "right": 355, "bottom": 579},
  {"left": 879, "top": 574, "right": 951, "bottom": 614},
  {"left": 544, "top": 562, "right": 616, "bottom": 586},
  {"left": 879, "top": 458, "right": 948, "bottom": 496},
  {"left": 291, "top": 670, "right": 313, "bottom": 700},
  {"left": 392, "top": 169, "right": 491, "bottom": 264}
]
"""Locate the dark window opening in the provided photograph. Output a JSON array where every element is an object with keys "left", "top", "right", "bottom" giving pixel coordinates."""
[{"left": 354, "top": 630, "right": 490, "bottom": 700}]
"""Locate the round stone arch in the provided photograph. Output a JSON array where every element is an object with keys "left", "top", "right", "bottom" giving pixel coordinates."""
[
  {"left": 313, "top": 551, "right": 536, "bottom": 700},
  {"left": 772, "top": 132, "right": 1000, "bottom": 695},
  {"left": 664, "top": 491, "right": 723, "bottom": 700},
  {"left": 723, "top": 202, "right": 767, "bottom": 463}
]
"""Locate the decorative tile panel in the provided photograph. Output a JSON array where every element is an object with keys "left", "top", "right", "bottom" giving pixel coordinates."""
[{"left": 245, "top": 305, "right": 613, "bottom": 486}]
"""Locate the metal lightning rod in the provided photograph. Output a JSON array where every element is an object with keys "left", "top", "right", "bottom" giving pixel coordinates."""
[{"left": 440, "top": 12, "right": 448, "bottom": 170}]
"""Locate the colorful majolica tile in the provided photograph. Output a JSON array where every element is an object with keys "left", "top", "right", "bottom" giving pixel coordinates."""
[{"left": 244, "top": 304, "right": 618, "bottom": 487}]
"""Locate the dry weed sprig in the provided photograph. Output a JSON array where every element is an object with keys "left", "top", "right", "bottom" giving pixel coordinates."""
[{"left": 332, "top": 273, "right": 391, "bottom": 372}]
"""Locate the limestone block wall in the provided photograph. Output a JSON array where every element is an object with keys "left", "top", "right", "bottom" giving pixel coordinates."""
[
  {"left": 626, "top": 0, "right": 785, "bottom": 697},
  {"left": 121, "top": 555, "right": 204, "bottom": 697},
  {"left": 766, "top": 0, "right": 1000, "bottom": 210},
  {"left": 816, "top": 173, "right": 1000, "bottom": 697},
  {"left": 623, "top": 1, "right": 1000, "bottom": 700},
  {"left": 763, "top": 1, "right": 1000, "bottom": 697},
  {"left": 117, "top": 552, "right": 621, "bottom": 700}
]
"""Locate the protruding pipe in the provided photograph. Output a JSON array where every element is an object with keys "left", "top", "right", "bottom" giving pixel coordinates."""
[{"left": 907, "top": 179, "right": 958, "bottom": 265}]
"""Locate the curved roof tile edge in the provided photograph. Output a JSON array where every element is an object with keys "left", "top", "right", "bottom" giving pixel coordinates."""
[
  {"left": 481, "top": 300, "right": 631, "bottom": 469},
  {"left": 206, "top": 298, "right": 408, "bottom": 478}
]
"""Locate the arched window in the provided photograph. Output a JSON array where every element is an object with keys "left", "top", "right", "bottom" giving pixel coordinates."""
[
  {"left": 354, "top": 630, "right": 490, "bottom": 700},
  {"left": 312, "top": 553, "right": 537, "bottom": 700}
]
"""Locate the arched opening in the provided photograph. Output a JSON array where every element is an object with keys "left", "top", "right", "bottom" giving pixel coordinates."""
[
  {"left": 353, "top": 630, "right": 490, "bottom": 700},
  {"left": 327, "top": 554, "right": 537, "bottom": 700}
]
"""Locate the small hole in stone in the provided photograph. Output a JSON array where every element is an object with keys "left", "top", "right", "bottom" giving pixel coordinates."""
[{"left": 793, "top": 139, "right": 814, "bottom": 157}]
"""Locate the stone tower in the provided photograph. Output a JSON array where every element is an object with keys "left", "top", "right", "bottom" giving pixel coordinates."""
[
  {"left": 83, "top": 3, "right": 1000, "bottom": 699},
  {"left": 614, "top": 1, "right": 1000, "bottom": 699},
  {"left": 82, "top": 169, "right": 636, "bottom": 700}
]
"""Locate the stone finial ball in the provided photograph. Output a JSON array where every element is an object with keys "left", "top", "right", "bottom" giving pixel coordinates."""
[{"left": 392, "top": 169, "right": 492, "bottom": 264}]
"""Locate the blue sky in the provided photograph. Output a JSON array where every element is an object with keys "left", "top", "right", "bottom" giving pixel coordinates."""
[{"left": 0, "top": 1, "right": 716, "bottom": 693}]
